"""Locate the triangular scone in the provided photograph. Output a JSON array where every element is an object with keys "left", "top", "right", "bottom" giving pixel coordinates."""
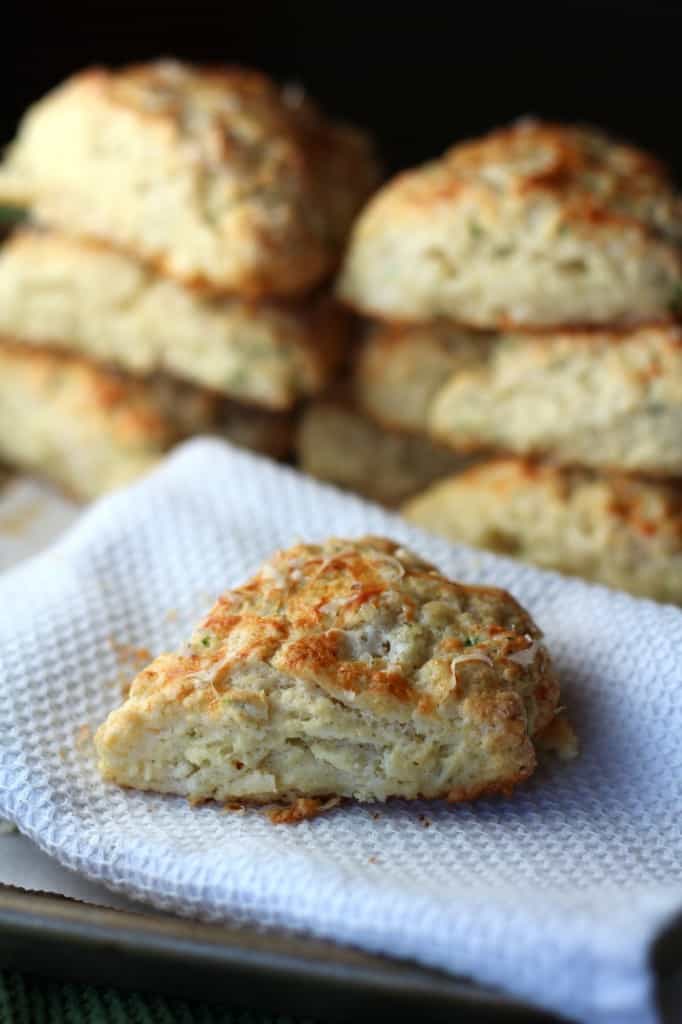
[
  {"left": 0, "top": 61, "right": 380, "bottom": 298},
  {"left": 338, "top": 119, "right": 682, "bottom": 328},
  {"left": 95, "top": 537, "right": 574, "bottom": 811}
]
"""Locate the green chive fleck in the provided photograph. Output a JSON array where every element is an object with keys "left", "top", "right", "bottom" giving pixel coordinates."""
[
  {"left": 669, "top": 281, "right": 682, "bottom": 317},
  {"left": 0, "top": 206, "right": 27, "bottom": 228},
  {"left": 226, "top": 369, "right": 249, "bottom": 390}
]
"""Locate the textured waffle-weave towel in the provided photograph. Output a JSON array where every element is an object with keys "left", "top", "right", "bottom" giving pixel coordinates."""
[{"left": 0, "top": 439, "right": 680, "bottom": 1024}]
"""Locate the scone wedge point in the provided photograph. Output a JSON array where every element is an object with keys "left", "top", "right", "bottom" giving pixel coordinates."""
[{"left": 95, "top": 537, "right": 576, "bottom": 820}]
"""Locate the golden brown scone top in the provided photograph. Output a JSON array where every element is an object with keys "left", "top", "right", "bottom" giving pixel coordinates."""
[
  {"left": 99, "top": 58, "right": 380, "bottom": 247},
  {"left": 338, "top": 118, "right": 682, "bottom": 327},
  {"left": 415, "top": 119, "right": 681, "bottom": 241},
  {"left": 133, "top": 536, "right": 559, "bottom": 740},
  {"left": 104, "top": 61, "right": 368, "bottom": 189},
  {"left": 1, "top": 60, "right": 381, "bottom": 298},
  {"left": 402, "top": 458, "right": 682, "bottom": 604},
  {"left": 458, "top": 458, "right": 682, "bottom": 538}
]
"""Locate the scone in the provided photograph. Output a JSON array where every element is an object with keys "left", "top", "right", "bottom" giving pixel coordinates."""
[
  {"left": 0, "top": 61, "right": 380, "bottom": 297},
  {"left": 0, "top": 230, "right": 347, "bottom": 410},
  {"left": 338, "top": 119, "right": 682, "bottom": 327},
  {"left": 0, "top": 343, "right": 293, "bottom": 498},
  {"left": 0, "top": 343, "right": 203, "bottom": 498},
  {"left": 95, "top": 536, "right": 575, "bottom": 814},
  {"left": 354, "top": 321, "right": 492, "bottom": 433},
  {"left": 297, "top": 402, "right": 468, "bottom": 506},
  {"left": 403, "top": 459, "right": 682, "bottom": 604},
  {"left": 429, "top": 323, "right": 682, "bottom": 475}
]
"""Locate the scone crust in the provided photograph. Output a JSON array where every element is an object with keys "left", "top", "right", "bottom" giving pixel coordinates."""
[
  {"left": 403, "top": 459, "right": 682, "bottom": 604},
  {"left": 96, "top": 537, "right": 563, "bottom": 806},
  {"left": 338, "top": 119, "right": 682, "bottom": 326},
  {"left": 0, "top": 229, "right": 346, "bottom": 409},
  {"left": 429, "top": 323, "right": 682, "bottom": 475},
  {"left": 0, "top": 61, "right": 380, "bottom": 297}
]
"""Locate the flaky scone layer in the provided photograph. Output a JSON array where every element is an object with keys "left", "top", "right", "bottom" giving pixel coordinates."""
[
  {"left": 0, "top": 230, "right": 346, "bottom": 409},
  {"left": 354, "top": 321, "right": 491, "bottom": 434},
  {"left": 429, "top": 323, "right": 682, "bottom": 475},
  {"left": 96, "top": 537, "right": 571, "bottom": 809}
]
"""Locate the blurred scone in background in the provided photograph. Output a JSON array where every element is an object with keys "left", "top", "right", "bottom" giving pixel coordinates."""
[
  {"left": 299, "top": 119, "right": 682, "bottom": 604},
  {"left": 0, "top": 59, "right": 379, "bottom": 498},
  {"left": 2, "top": 55, "right": 682, "bottom": 606}
]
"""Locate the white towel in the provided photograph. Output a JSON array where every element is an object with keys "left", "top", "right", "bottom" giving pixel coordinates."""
[{"left": 0, "top": 439, "right": 680, "bottom": 1024}]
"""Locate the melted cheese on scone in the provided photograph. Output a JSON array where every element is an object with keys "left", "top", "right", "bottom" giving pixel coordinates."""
[{"left": 95, "top": 537, "right": 574, "bottom": 812}]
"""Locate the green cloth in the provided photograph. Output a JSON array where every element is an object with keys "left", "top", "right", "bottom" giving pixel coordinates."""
[{"left": 0, "top": 970, "right": 316, "bottom": 1024}]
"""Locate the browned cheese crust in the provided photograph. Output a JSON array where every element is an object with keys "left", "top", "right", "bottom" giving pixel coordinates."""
[
  {"left": 339, "top": 119, "right": 682, "bottom": 327},
  {"left": 95, "top": 537, "right": 573, "bottom": 813},
  {"left": 404, "top": 458, "right": 682, "bottom": 604},
  {"left": 0, "top": 61, "right": 381, "bottom": 297}
]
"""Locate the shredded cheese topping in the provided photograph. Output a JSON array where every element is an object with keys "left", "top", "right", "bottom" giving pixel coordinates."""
[{"left": 507, "top": 636, "right": 539, "bottom": 667}]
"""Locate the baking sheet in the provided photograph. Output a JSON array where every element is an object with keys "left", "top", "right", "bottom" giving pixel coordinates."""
[{"left": 0, "top": 883, "right": 563, "bottom": 1023}]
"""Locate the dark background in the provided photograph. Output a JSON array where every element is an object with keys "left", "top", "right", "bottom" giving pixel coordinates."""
[{"left": 4, "top": 3, "right": 682, "bottom": 178}]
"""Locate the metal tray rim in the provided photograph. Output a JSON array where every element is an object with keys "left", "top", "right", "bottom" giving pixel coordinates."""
[{"left": 0, "top": 883, "right": 565, "bottom": 1022}]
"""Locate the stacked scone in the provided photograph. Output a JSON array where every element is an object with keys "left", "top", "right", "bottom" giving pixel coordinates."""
[
  {"left": 297, "top": 320, "right": 476, "bottom": 507},
  {"left": 308, "top": 119, "right": 682, "bottom": 603},
  {"left": 0, "top": 60, "right": 379, "bottom": 498}
]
